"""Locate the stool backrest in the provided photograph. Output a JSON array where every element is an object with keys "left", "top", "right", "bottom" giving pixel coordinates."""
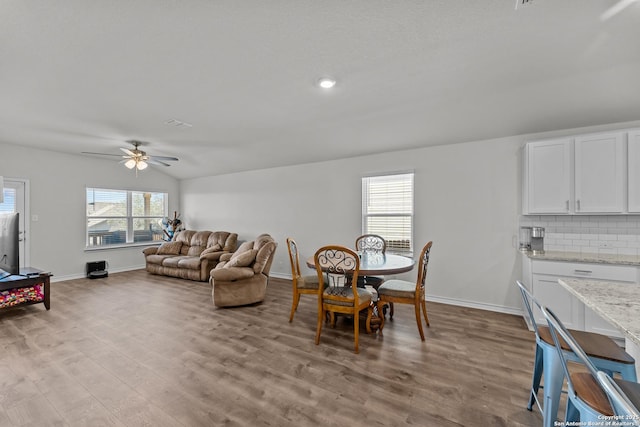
[
  {"left": 596, "top": 371, "right": 640, "bottom": 424},
  {"left": 516, "top": 280, "right": 541, "bottom": 337},
  {"left": 542, "top": 306, "right": 599, "bottom": 394}
]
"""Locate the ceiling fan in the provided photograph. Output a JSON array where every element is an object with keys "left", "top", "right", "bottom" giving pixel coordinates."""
[{"left": 82, "top": 140, "right": 179, "bottom": 174}]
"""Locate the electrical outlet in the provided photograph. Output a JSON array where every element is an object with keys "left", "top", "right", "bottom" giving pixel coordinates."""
[{"left": 598, "top": 241, "right": 612, "bottom": 248}]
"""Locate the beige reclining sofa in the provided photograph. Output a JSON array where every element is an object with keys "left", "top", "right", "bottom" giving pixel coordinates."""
[
  {"left": 143, "top": 230, "right": 238, "bottom": 281},
  {"left": 210, "top": 233, "right": 277, "bottom": 307}
]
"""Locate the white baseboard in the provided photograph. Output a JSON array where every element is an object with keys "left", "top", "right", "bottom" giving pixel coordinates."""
[
  {"left": 270, "top": 271, "right": 523, "bottom": 316},
  {"left": 425, "top": 294, "right": 523, "bottom": 316},
  {"left": 51, "top": 264, "right": 146, "bottom": 283}
]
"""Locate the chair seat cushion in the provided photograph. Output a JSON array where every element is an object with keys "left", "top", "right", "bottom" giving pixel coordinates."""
[
  {"left": 377, "top": 279, "right": 415, "bottom": 298},
  {"left": 298, "top": 275, "right": 320, "bottom": 290},
  {"left": 323, "top": 287, "right": 372, "bottom": 306}
]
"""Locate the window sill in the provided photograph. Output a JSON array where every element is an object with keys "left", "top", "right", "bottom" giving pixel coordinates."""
[{"left": 84, "top": 242, "right": 162, "bottom": 252}]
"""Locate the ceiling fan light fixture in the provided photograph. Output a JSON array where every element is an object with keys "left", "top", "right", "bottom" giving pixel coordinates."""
[
  {"left": 137, "top": 160, "right": 148, "bottom": 170},
  {"left": 124, "top": 159, "right": 137, "bottom": 169}
]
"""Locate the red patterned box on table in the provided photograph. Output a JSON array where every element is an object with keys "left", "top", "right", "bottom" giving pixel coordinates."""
[{"left": 0, "top": 284, "right": 44, "bottom": 308}]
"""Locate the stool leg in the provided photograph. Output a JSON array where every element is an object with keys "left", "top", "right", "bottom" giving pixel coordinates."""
[
  {"left": 542, "top": 344, "right": 564, "bottom": 427},
  {"left": 528, "top": 343, "right": 543, "bottom": 411}
]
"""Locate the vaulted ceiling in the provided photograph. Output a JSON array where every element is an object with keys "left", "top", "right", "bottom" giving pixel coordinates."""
[{"left": 2, "top": 1, "right": 640, "bottom": 179}]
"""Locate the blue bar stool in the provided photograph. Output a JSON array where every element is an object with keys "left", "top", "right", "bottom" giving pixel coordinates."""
[
  {"left": 543, "top": 306, "right": 640, "bottom": 425},
  {"left": 516, "top": 281, "right": 636, "bottom": 427}
]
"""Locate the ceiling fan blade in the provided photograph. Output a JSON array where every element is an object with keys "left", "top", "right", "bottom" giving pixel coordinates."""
[
  {"left": 146, "top": 158, "right": 171, "bottom": 167},
  {"left": 601, "top": 0, "right": 638, "bottom": 21},
  {"left": 82, "top": 151, "right": 125, "bottom": 157},
  {"left": 148, "top": 155, "right": 179, "bottom": 162},
  {"left": 120, "top": 147, "right": 135, "bottom": 156}
]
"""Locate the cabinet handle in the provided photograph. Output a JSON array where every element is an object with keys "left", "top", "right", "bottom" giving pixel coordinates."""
[
  {"left": 566, "top": 200, "right": 569, "bottom": 212},
  {"left": 574, "top": 269, "right": 592, "bottom": 275},
  {"left": 576, "top": 199, "right": 581, "bottom": 211}
]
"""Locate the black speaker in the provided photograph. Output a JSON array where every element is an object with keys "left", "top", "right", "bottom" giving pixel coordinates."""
[{"left": 86, "top": 261, "right": 108, "bottom": 279}]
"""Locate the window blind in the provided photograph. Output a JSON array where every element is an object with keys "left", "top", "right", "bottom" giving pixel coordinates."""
[{"left": 362, "top": 172, "right": 414, "bottom": 255}]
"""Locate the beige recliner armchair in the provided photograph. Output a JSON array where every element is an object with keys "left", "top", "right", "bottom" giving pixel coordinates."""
[{"left": 210, "top": 234, "right": 277, "bottom": 307}]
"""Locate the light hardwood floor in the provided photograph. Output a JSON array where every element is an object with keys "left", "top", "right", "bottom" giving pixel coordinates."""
[{"left": 0, "top": 270, "right": 543, "bottom": 426}]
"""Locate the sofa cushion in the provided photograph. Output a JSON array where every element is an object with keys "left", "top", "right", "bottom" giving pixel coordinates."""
[
  {"left": 202, "top": 231, "right": 238, "bottom": 253},
  {"left": 233, "top": 241, "right": 255, "bottom": 257},
  {"left": 146, "top": 254, "right": 174, "bottom": 265},
  {"left": 175, "top": 231, "right": 196, "bottom": 255},
  {"left": 162, "top": 256, "right": 192, "bottom": 268},
  {"left": 253, "top": 241, "right": 276, "bottom": 274},
  {"left": 225, "top": 249, "right": 258, "bottom": 268},
  {"left": 177, "top": 257, "right": 202, "bottom": 270},
  {"left": 157, "top": 241, "right": 183, "bottom": 255},
  {"left": 187, "top": 231, "right": 212, "bottom": 256},
  {"left": 200, "top": 244, "right": 222, "bottom": 257}
]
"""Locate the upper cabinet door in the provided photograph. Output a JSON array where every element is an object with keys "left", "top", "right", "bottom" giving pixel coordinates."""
[
  {"left": 574, "top": 132, "right": 625, "bottom": 213},
  {"left": 526, "top": 138, "right": 572, "bottom": 214},
  {"left": 627, "top": 130, "right": 640, "bottom": 212}
]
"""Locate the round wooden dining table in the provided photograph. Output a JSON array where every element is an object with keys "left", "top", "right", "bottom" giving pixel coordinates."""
[
  {"left": 306, "top": 251, "right": 414, "bottom": 334},
  {"left": 305, "top": 252, "right": 415, "bottom": 276}
]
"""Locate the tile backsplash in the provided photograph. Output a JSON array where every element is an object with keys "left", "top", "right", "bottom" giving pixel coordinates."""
[{"left": 520, "top": 215, "right": 640, "bottom": 255}]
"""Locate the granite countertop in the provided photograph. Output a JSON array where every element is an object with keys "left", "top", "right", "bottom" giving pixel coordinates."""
[
  {"left": 524, "top": 250, "right": 640, "bottom": 266},
  {"left": 558, "top": 278, "right": 640, "bottom": 346}
]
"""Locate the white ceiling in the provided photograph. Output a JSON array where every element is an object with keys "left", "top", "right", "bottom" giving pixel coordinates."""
[{"left": 2, "top": 1, "right": 640, "bottom": 180}]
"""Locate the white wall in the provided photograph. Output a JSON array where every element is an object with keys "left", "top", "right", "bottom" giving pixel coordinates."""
[
  {"left": 181, "top": 119, "right": 640, "bottom": 314},
  {"left": 0, "top": 142, "right": 180, "bottom": 280},
  {"left": 181, "top": 136, "right": 523, "bottom": 313}
]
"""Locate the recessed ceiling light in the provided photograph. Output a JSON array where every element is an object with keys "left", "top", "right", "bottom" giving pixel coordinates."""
[{"left": 317, "top": 77, "right": 336, "bottom": 89}]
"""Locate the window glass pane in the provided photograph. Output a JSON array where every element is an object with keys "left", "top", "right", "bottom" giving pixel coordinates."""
[
  {"left": 133, "top": 218, "right": 165, "bottom": 242},
  {"left": 87, "top": 189, "right": 127, "bottom": 217},
  {"left": 87, "top": 219, "right": 127, "bottom": 247},
  {"left": 86, "top": 187, "right": 168, "bottom": 248},
  {"left": 0, "top": 188, "right": 16, "bottom": 213},
  {"left": 132, "top": 192, "right": 166, "bottom": 216}
]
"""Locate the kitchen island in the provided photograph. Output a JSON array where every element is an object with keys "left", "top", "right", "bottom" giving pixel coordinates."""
[{"left": 558, "top": 278, "right": 640, "bottom": 378}]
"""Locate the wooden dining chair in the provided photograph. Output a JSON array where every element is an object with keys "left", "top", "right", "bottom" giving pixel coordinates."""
[
  {"left": 355, "top": 234, "right": 386, "bottom": 253},
  {"left": 376, "top": 241, "right": 432, "bottom": 341},
  {"left": 355, "top": 234, "right": 386, "bottom": 290},
  {"left": 314, "top": 245, "right": 373, "bottom": 353},
  {"left": 286, "top": 237, "right": 321, "bottom": 322}
]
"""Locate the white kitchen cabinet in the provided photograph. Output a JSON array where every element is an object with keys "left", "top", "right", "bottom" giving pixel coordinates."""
[
  {"left": 531, "top": 273, "right": 584, "bottom": 330},
  {"left": 627, "top": 130, "right": 640, "bottom": 212},
  {"left": 524, "top": 138, "right": 572, "bottom": 214},
  {"left": 574, "top": 132, "right": 625, "bottom": 213},
  {"left": 523, "top": 131, "right": 627, "bottom": 214},
  {"left": 528, "top": 259, "right": 636, "bottom": 339}
]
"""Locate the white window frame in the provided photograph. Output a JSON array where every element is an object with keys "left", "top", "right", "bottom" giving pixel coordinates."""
[
  {"left": 86, "top": 187, "right": 168, "bottom": 249},
  {"left": 361, "top": 171, "right": 414, "bottom": 256}
]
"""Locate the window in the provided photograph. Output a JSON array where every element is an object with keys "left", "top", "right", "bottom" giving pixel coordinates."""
[
  {"left": 86, "top": 188, "right": 167, "bottom": 248},
  {"left": 0, "top": 187, "right": 16, "bottom": 213},
  {"left": 362, "top": 172, "right": 414, "bottom": 255}
]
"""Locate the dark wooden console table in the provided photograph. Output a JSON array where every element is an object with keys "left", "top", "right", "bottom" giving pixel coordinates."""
[{"left": 0, "top": 268, "right": 52, "bottom": 311}]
